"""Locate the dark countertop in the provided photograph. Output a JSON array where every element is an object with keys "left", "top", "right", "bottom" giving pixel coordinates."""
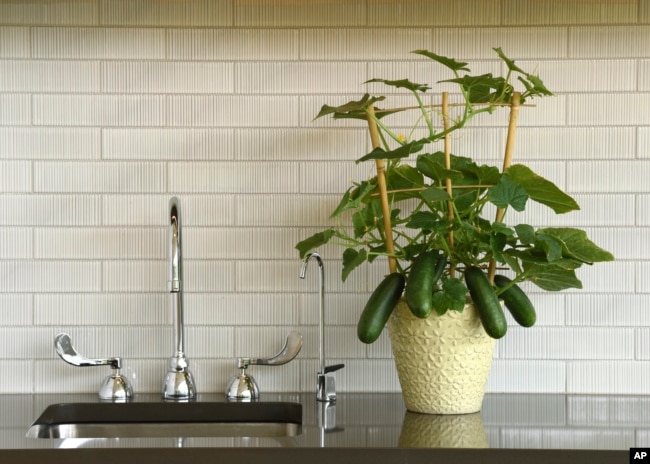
[{"left": 0, "top": 392, "right": 640, "bottom": 463}]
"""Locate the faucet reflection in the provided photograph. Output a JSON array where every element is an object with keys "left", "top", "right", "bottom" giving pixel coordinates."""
[{"left": 163, "top": 196, "right": 196, "bottom": 401}]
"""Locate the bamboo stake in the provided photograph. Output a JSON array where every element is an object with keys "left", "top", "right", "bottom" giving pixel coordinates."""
[
  {"left": 442, "top": 92, "right": 456, "bottom": 277},
  {"left": 488, "top": 92, "right": 521, "bottom": 282},
  {"left": 366, "top": 105, "right": 397, "bottom": 274}
]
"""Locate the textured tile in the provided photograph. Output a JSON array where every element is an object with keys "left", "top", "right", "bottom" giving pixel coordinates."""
[
  {"left": 499, "top": 327, "right": 634, "bottom": 360},
  {"left": 567, "top": 161, "right": 650, "bottom": 193},
  {"left": 301, "top": 28, "right": 431, "bottom": 60},
  {"left": 34, "top": 161, "right": 165, "bottom": 193},
  {"left": 585, "top": 227, "right": 650, "bottom": 260},
  {"left": 431, "top": 28, "right": 568, "bottom": 59},
  {"left": 0, "top": 361, "right": 32, "bottom": 393},
  {"left": 0, "top": 261, "right": 101, "bottom": 292},
  {"left": 100, "top": 0, "right": 233, "bottom": 27},
  {"left": 0, "top": 228, "right": 32, "bottom": 259},
  {"left": 0, "top": 0, "right": 98, "bottom": 25},
  {"left": 636, "top": 261, "right": 650, "bottom": 293},
  {"left": 235, "top": 0, "right": 365, "bottom": 27},
  {"left": 0, "top": 27, "right": 30, "bottom": 58},
  {"left": 187, "top": 293, "right": 300, "bottom": 326},
  {"left": 102, "top": 261, "right": 166, "bottom": 292},
  {"left": 104, "top": 128, "right": 234, "bottom": 161},
  {"left": 34, "top": 227, "right": 165, "bottom": 259},
  {"left": 568, "top": 93, "right": 650, "bottom": 126},
  {"left": 299, "top": 161, "right": 375, "bottom": 194},
  {"left": 566, "top": 294, "right": 650, "bottom": 327},
  {"left": 236, "top": 193, "right": 338, "bottom": 227},
  {"left": 0, "top": 128, "right": 100, "bottom": 160},
  {"left": 635, "top": 329, "right": 650, "bottom": 360},
  {"left": 185, "top": 260, "right": 236, "bottom": 292},
  {"left": 567, "top": 361, "right": 650, "bottom": 394},
  {"left": 102, "top": 61, "right": 234, "bottom": 94},
  {"left": 168, "top": 95, "right": 298, "bottom": 127},
  {"left": 168, "top": 161, "right": 299, "bottom": 194},
  {"left": 503, "top": 0, "right": 638, "bottom": 25},
  {"left": 33, "top": 95, "right": 166, "bottom": 127},
  {"left": 487, "top": 360, "right": 565, "bottom": 393},
  {"left": 0, "top": 94, "right": 30, "bottom": 125},
  {"left": 637, "top": 195, "right": 650, "bottom": 225},
  {"left": 368, "top": 0, "right": 501, "bottom": 26},
  {"left": 569, "top": 26, "right": 650, "bottom": 58},
  {"left": 0, "top": 161, "right": 31, "bottom": 192},
  {"left": 186, "top": 227, "right": 302, "bottom": 260},
  {"left": 32, "top": 27, "right": 166, "bottom": 59},
  {"left": 0, "top": 194, "right": 101, "bottom": 226},
  {"left": 167, "top": 28, "right": 299, "bottom": 60},
  {"left": 641, "top": 127, "right": 650, "bottom": 158},
  {"left": 0, "top": 294, "right": 32, "bottom": 325},
  {"left": 0, "top": 60, "right": 99, "bottom": 92}
]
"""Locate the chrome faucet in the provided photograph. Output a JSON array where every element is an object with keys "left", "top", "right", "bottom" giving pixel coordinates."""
[
  {"left": 299, "top": 252, "right": 344, "bottom": 402},
  {"left": 163, "top": 196, "right": 196, "bottom": 401}
]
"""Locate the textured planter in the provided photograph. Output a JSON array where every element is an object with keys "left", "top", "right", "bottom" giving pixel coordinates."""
[{"left": 387, "top": 298, "right": 495, "bottom": 414}]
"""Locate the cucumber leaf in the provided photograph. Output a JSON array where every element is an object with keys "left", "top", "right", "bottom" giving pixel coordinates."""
[
  {"left": 505, "top": 164, "right": 579, "bottom": 214},
  {"left": 536, "top": 228, "right": 615, "bottom": 264},
  {"left": 342, "top": 248, "right": 367, "bottom": 282},
  {"left": 411, "top": 50, "right": 470, "bottom": 72},
  {"left": 356, "top": 139, "right": 426, "bottom": 163},
  {"left": 365, "top": 78, "right": 430, "bottom": 93},
  {"left": 295, "top": 229, "right": 335, "bottom": 259},
  {"left": 488, "top": 175, "right": 529, "bottom": 211},
  {"left": 523, "top": 264, "right": 583, "bottom": 291},
  {"left": 432, "top": 277, "right": 468, "bottom": 315}
]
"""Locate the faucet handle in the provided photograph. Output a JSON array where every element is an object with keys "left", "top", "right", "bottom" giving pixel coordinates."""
[
  {"left": 318, "top": 363, "right": 345, "bottom": 403},
  {"left": 324, "top": 363, "right": 345, "bottom": 374},
  {"left": 54, "top": 333, "right": 133, "bottom": 401}
]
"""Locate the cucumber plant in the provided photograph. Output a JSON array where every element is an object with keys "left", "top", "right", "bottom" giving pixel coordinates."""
[{"left": 296, "top": 48, "right": 614, "bottom": 341}]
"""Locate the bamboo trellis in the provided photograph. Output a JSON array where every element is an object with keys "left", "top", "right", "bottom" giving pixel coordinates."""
[{"left": 366, "top": 91, "right": 523, "bottom": 284}]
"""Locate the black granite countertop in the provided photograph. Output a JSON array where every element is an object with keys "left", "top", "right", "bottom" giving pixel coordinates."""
[{"left": 0, "top": 392, "right": 640, "bottom": 463}]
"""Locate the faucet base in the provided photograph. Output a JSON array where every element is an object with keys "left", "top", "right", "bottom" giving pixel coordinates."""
[{"left": 163, "top": 356, "right": 196, "bottom": 401}]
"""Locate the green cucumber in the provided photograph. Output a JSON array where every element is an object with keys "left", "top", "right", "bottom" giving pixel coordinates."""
[
  {"left": 464, "top": 266, "right": 507, "bottom": 339},
  {"left": 493, "top": 275, "right": 536, "bottom": 327},
  {"left": 357, "top": 272, "right": 405, "bottom": 344},
  {"left": 405, "top": 252, "right": 446, "bottom": 318}
]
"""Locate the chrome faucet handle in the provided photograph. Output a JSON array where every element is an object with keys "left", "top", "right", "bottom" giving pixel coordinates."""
[
  {"left": 226, "top": 331, "right": 303, "bottom": 401},
  {"left": 317, "top": 363, "right": 345, "bottom": 403},
  {"left": 54, "top": 333, "right": 133, "bottom": 401}
]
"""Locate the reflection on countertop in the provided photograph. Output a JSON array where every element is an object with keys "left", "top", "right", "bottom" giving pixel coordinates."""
[{"left": 0, "top": 392, "right": 647, "bottom": 450}]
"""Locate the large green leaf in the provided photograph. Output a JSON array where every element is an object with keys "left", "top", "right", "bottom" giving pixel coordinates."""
[
  {"left": 315, "top": 94, "right": 385, "bottom": 120},
  {"left": 488, "top": 175, "right": 528, "bottom": 211},
  {"left": 342, "top": 248, "right": 367, "bottom": 282},
  {"left": 365, "top": 78, "right": 430, "bottom": 93},
  {"left": 536, "top": 228, "right": 615, "bottom": 264},
  {"left": 411, "top": 50, "right": 470, "bottom": 72},
  {"left": 420, "top": 186, "right": 451, "bottom": 204},
  {"left": 505, "top": 164, "right": 580, "bottom": 214},
  {"left": 329, "top": 181, "right": 376, "bottom": 218},
  {"left": 524, "top": 264, "right": 583, "bottom": 291},
  {"left": 440, "top": 74, "right": 508, "bottom": 103},
  {"left": 357, "top": 139, "right": 426, "bottom": 163},
  {"left": 387, "top": 164, "right": 425, "bottom": 200},
  {"left": 295, "top": 229, "right": 335, "bottom": 258},
  {"left": 431, "top": 277, "right": 468, "bottom": 315}
]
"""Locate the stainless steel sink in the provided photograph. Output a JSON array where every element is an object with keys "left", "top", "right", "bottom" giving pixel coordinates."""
[{"left": 26, "top": 401, "right": 302, "bottom": 439}]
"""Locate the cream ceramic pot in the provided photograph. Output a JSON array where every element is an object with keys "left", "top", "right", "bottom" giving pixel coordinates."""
[{"left": 387, "top": 298, "right": 495, "bottom": 414}]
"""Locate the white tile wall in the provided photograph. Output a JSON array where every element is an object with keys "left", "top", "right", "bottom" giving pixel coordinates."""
[{"left": 0, "top": 0, "right": 648, "bottom": 395}]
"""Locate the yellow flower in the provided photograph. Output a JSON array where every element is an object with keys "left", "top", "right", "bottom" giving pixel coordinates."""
[{"left": 397, "top": 134, "right": 406, "bottom": 142}]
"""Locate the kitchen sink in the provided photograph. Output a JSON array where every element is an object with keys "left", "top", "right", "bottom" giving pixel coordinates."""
[{"left": 26, "top": 401, "right": 302, "bottom": 439}]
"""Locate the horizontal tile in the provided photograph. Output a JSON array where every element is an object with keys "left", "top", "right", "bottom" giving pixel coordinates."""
[
  {"left": 567, "top": 161, "right": 650, "bottom": 193},
  {"left": 186, "top": 227, "right": 302, "bottom": 260},
  {"left": 0, "top": 0, "right": 97, "bottom": 25},
  {"left": 32, "top": 27, "right": 166, "bottom": 59},
  {"left": 0, "top": 227, "right": 32, "bottom": 259},
  {"left": 299, "top": 161, "right": 375, "bottom": 194},
  {"left": 0, "top": 94, "right": 30, "bottom": 125},
  {"left": 637, "top": 195, "right": 650, "bottom": 225},
  {"left": 636, "top": 261, "right": 650, "bottom": 293},
  {"left": 0, "top": 361, "right": 32, "bottom": 393},
  {"left": 167, "top": 161, "right": 299, "bottom": 194},
  {"left": 0, "top": 261, "right": 101, "bottom": 292},
  {"left": 102, "top": 61, "right": 234, "bottom": 93},
  {"left": 34, "top": 293, "right": 169, "bottom": 326},
  {"left": 235, "top": 128, "right": 369, "bottom": 162},
  {"left": 33, "top": 94, "right": 166, "bottom": 126},
  {"left": 104, "top": 128, "right": 234, "bottom": 161},
  {"left": 0, "top": 294, "right": 32, "bottom": 325},
  {"left": 236, "top": 62, "right": 367, "bottom": 94},
  {"left": 100, "top": 0, "right": 233, "bottom": 27},
  {"left": 568, "top": 93, "right": 650, "bottom": 126},
  {"left": 487, "top": 360, "right": 565, "bottom": 393},
  {"left": 235, "top": 0, "right": 365, "bottom": 27},
  {"left": 431, "top": 28, "right": 568, "bottom": 59},
  {"left": 503, "top": 0, "right": 638, "bottom": 25},
  {"left": 641, "top": 127, "right": 650, "bottom": 158},
  {"left": 0, "top": 195, "right": 101, "bottom": 226},
  {"left": 499, "top": 327, "right": 634, "bottom": 360},
  {"left": 298, "top": 292, "right": 371, "bottom": 326},
  {"left": 368, "top": 0, "right": 501, "bottom": 26},
  {"left": 0, "top": 128, "right": 100, "bottom": 160},
  {"left": 567, "top": 361, "right": 650, "bottom": 394},
  {"left": 34, "top": 228, "right": 165, "bottom": 259},
  {"left": 102, "top": 260, "right": 166, "bottom": 292},
  {"left": 0, "top": 161, "right": 30, "bottom": 192},
  {"left": 102, "top": 194, "right": 235, "bottom": 227},
  {"left": 569, "top": 26, "right": 650, "bottom": 58},
  {"left": 566, "top": 294, "right": 650, "bottom": 327},
  {"left": 585, "top": 227, "right": 650, "bottom": 260},
  {"left": 187, "top": 293, "right": 300, "bottom": 326},
  {"left": 167, "top": 28, "right": 299, "bottom": 60},
  {"left": 237, "top": 194, "right": 338, "bottom": 227},
  {"left": 168, "top": 95, "right": 298, "bottom": 127},
  {"left": 301, "top": 28, "right": 431, "bottom": 60},
  {"left": 35, "top": 161, "right": 165, "bottom": 193},
  {"left": 0, "top": 27, "right": 30, "bottom": 58},
  {"left": 636, "top": 329, "right": 650, "bottom": 360},
  {"left": 186, "top": 261, "right": 236, "bottom": 293},
  {"left": 0, "top": 60, "right": 99, "bottom": 92}
]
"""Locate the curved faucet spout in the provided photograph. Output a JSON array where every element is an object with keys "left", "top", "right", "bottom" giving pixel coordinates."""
[
  {"left": 164, "top": 196, "right": 196, "bottom": 401},
  {"left": 300, "top": 252, "right": 325, "bottom": 375}
]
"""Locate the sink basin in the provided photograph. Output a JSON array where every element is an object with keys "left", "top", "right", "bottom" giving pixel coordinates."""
[{"left": 26, "top": 401, "right": 302, "bottom": 439}]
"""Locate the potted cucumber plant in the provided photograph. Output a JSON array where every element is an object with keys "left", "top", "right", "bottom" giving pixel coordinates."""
[{"left": 296, "top": 48, "right": 614, "bottom": 414}]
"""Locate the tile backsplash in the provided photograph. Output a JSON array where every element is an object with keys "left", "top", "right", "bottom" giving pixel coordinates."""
[{"left": 0, "top": 0, "right": 648, "bottom": 395}]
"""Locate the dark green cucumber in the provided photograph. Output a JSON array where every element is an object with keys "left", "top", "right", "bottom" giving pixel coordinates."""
[
  {"left": 405, "top": 252, "right": 446, "bottom": 318},
  {"left": 464, "top": 266, "right": 507, "bottom": 339},
  {"left": 357, "top": 272, "right": 406, "bottom": 344},
  {"left": 493, "top": 275, "right": 536, "bottom": 327}
]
